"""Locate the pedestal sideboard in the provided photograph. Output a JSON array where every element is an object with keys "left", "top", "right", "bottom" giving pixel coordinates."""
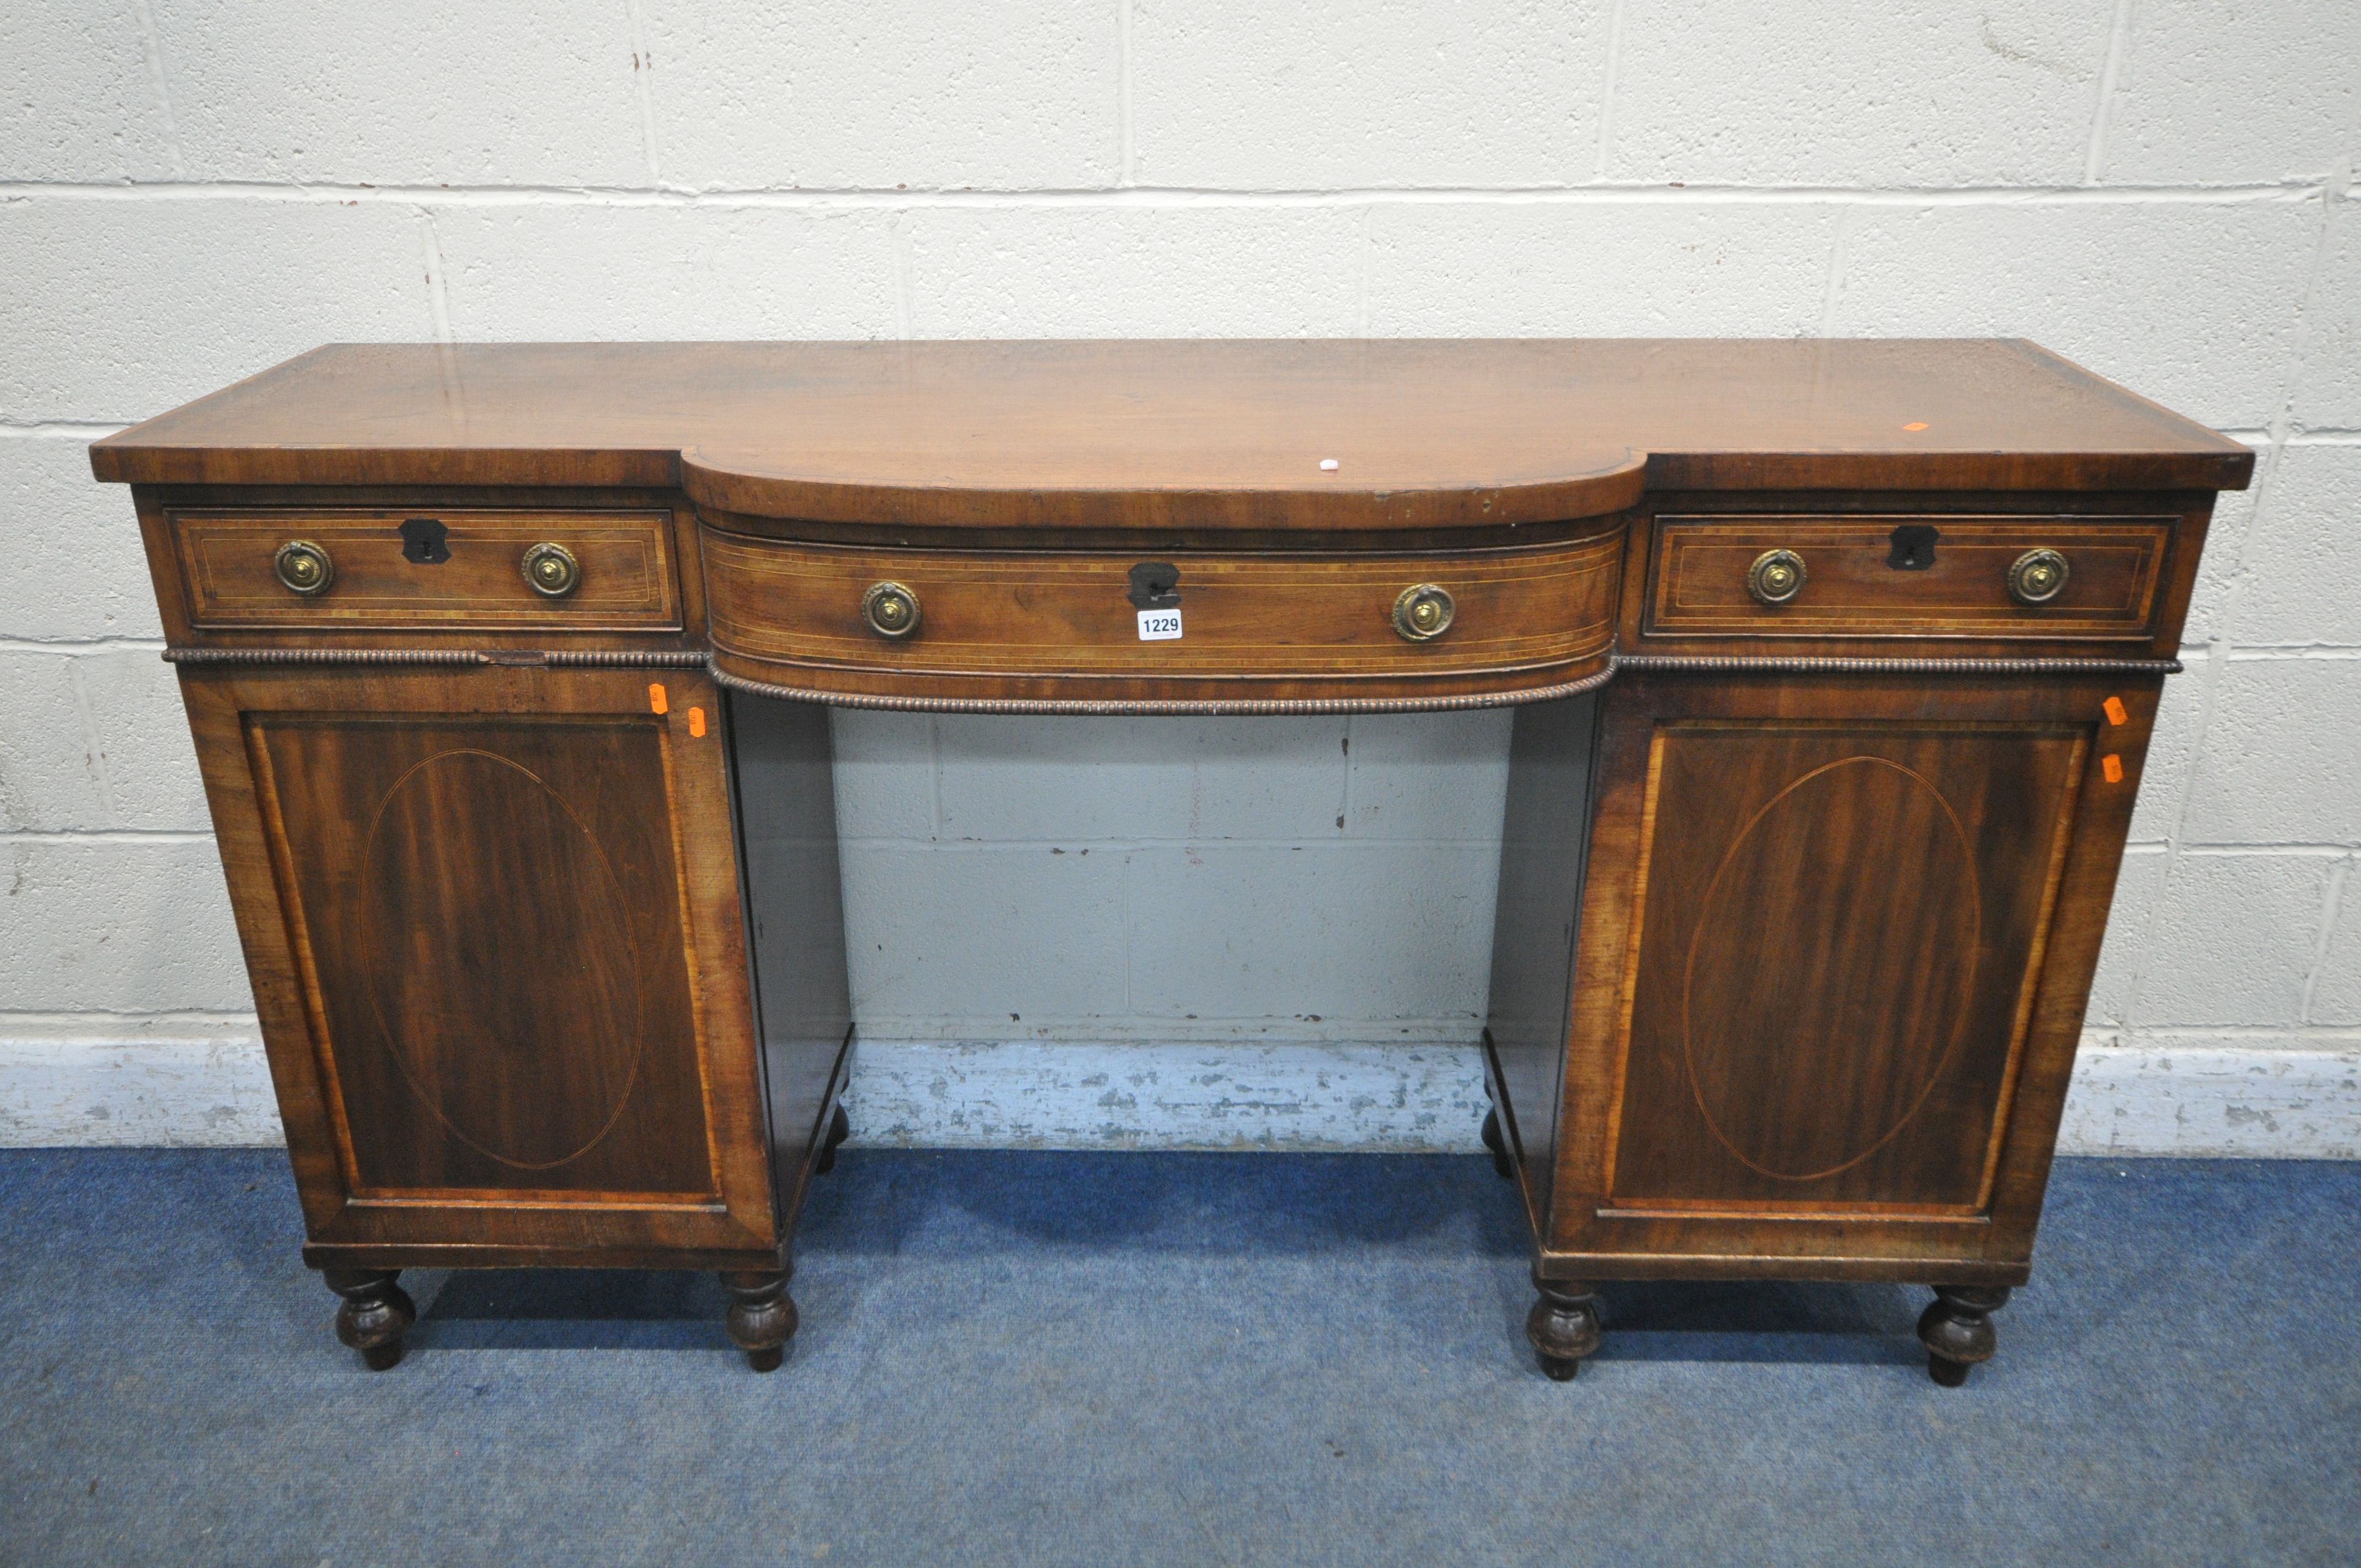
[{"left": 90, "top": 339, "right": 2250, "bottom": 1381}]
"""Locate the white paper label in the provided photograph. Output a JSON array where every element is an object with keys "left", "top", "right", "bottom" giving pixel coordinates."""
[{"left": 1136, "top": 608, "right": 1183, "bottom": 641}]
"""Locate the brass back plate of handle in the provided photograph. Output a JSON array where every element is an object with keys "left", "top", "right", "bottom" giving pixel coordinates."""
[
  {"left": 862, "top": 580, "right": 922, "bottom": 638},
  {"left": 1747, "top": 548, "right": 1806, "bottom": 605},
  {"left": 2007, "top": 548, "right": 2070, "bottom": 605},
  {"left": 273, "top": 540, "right": 334, "bottom": 595},
  {"left": 521, "top": 541, "right": 581, "bottom": 597},
  {"left": 1392, "top": 583, "right": 1456, "bottom": 641}
]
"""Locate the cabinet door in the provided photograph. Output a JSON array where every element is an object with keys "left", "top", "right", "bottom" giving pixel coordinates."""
[
  {"left": 1548, "top": 673, "right": 2152, "bottom": 1276},
  {"left": 183, "top": 664, "right": 777, "bottom": 1268}
]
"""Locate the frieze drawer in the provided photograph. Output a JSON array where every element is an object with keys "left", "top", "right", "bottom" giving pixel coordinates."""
[
  {"left": 168, "top": 508, "right": 682, "bottom": 631},
  {"left": 1643, "top": 515, "right": 2176, "bottom": 640},
  {"left": 699, "top": 526, "right": 1623, "bottom": 700}
]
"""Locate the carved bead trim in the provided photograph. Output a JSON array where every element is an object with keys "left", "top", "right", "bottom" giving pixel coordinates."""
[
  {"left": 163, "top": 647, "right": 707, "bottom": 668},
  {"left": 707, "top": 662, "right": 1619, "bottom": 715},
  {"left": 163, "top": 646, "right": 488, "bottom": 666},
  {"left": 161, "top": 646, "right": 2182, "bottom": 699},
  {"left": 1613, "top": 654, "right": 2183, "bottom": 677},
  {"left": 538, "top": 650, "right": 708, "bottom": 668}
]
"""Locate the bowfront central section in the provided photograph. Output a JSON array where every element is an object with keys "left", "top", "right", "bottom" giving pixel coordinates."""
[{"left": 699, "top": 522, "right": 1624, "bottom": 709}]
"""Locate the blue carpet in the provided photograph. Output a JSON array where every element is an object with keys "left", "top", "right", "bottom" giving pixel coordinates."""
[{"left": 1, "top": 1148, "right": 2355, "bottom": 1566}]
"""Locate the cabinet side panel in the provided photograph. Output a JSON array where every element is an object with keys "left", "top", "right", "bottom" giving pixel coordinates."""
[
  {"left": 730, "top": 694, "right": 855, "bottom": 1215},
  {"left": 1485, "top": 693, "right": 1599, "bottom": 1226}
]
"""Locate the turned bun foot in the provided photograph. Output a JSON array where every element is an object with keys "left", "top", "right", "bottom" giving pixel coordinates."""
[
  {"left": 721, "top": 1268, "right": 798, "bottom": 1372},
  {"left": 1918, "top": 1284, "right": 2011, "bottom": 1387},
  {"left": 1480, "top": 1107, "right": 1516, "bottom": 1182},
  {"left": 813, "top": 1102, "right": 852, "bottom": 1176},
  {"left": 323, "top": 1268, "right": 416, "bottom": 1371},
  {"left": 1526, "top": 1272, "right": 1603, "bottom": 1382}
]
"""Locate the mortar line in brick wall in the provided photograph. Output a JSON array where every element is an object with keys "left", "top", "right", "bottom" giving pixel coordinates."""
[
  {"left": 2173, "top": 844, "right": 2358, "bottom": 859},
  {"left": 2086, "top": 1025, "right": 2361, "bottom": 1044},
  {"left": 1117, "top": 0, "right": 1135, "bottom": 187},
  {"left": 2082, "top": 0, "right": 2134, "bottom": 185},
  {"left": 2272, "top": 162, "right": 2349, "bottom": 443},
  {"left": 0, "top": 638, "right": 167, "bottom": 654},
  {"left": 2286, "top": 429, "right": 2361, "bottom": 442},
  {"left": 1338, "top": 715, "right": 1357, "bottom": 836},
  {"left": 2219, "top": 647, "right": 2361, "bottom": 660},
  {"left": 839, "top": 836, "right": 1531, "bottom": 851},
  {"left": 1351, "top": 205, "right": 1374, "bottom": 336},
  {"left": 417, "top": 210, "right": 453, "bottom": 343},
  {"left": 126, "top": 0, "right": 184, "bottom": 180},
  {"left": 59, "top": 660, "right": 119, "bottom": 824},
  {"left": 0, "top": 181, "right": 2332, "bottom": 208},
  {"left": 624, "top": 0, "right": 663, "bottom": 186},
  {"left": 890, "top": 216, "right": 915, "bottom": 340},
  {"left": 0, "top": 830, "right": 216, "bottom": 845},
  {"left": 847, "top": 1019, "right": 1488, "bottom": 1038},
  {"left": 0, "top": 422, "right": 126, "bottom": 439},
  {"left": 1816, "top": 204, "right": 1858, "bottom": 335},
  {"left": 1592, "top": 0, "right": 1626, "bottom": 181},
  {"left": 0, "top": 1010, "right": 260, "bottom": 1026},
  {"left": 2300, "top": 857, "right": 2352, "bottom": 1023}
]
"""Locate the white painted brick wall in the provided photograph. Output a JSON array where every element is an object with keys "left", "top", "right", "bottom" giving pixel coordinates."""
[{"left": 3, "top": 0, "right": 2355, "bottom": 1155}]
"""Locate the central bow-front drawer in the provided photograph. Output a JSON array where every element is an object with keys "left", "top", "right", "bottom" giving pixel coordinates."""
[{"left": 699, "top": 526, "right": 1622, "bottom": 704}]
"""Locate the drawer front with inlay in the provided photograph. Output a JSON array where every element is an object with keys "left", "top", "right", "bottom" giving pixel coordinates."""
[
  {"left": 701, "top": 527, "right": 1622, "bottom": 695},
  {"left": 169, "top": 508, "right": 682, "bottom": 631},
  {"left": 1643, "top": 516, "right": 2175, "bottom": 640}
]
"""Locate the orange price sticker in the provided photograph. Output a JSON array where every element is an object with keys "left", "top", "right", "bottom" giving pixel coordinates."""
[
  {"left": 648, "top": 683, "right": 669, "bottom": 715},
  {"left": 2101, "top": 754, "right": 2124, "bottom": 784},
  {"left": 688, "top": 706, "right": 707, "bottom": 738},
  {"left": 2103, "top": 696, "right": 2128, "bottom": 726},
  {"left": 1903, "top": 422, "right": 1929, "bottom": 432}
]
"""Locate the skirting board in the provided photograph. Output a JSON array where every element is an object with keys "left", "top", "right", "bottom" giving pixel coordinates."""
[{"left": 3, "top": 1032, "right": 2357, "bottom": 1159}]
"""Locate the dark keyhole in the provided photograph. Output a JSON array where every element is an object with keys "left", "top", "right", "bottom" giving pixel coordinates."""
[
  {"left": 1127, "top": 561, "right": 1182, "bottom": 609},
  {"left": 1887, "top": 524, "right": 1940, "bottom": 571},
  {"left": 400, "top": 517, "right": 450, "bottom": 564}
]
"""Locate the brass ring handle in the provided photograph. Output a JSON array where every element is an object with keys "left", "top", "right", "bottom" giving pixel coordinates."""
[
  {"left": 1392, "top": 583, "right": 1455, "bottom": 642},
  {"left": 862, "top": 580, "right": 922, "bottom": 639},
  {"left": 273, "top": 540, "right": 334, "bottom": 596},
  {"left": 520, "top": 542, "right": 580, "bottom": 598},
  {"left": 2006, "top": 548, "right": 2070, "bottom": 606},
  {"left": 1747, "top": 548, "right": 1807, "bottom": 606}
]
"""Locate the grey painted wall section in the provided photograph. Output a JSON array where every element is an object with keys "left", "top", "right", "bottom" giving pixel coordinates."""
[{"left": 2, "top": 0, "right": 2358, "bottom": 1153}]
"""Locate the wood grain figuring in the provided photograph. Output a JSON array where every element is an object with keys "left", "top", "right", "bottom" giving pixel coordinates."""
[
  {"left": 701, "top": 527, "right": 1622, "bottom": 700},
  {"left": 251, "top": 712, "right": 716, "bottom": 1197},
  {"left": 171, "top": 508, "right": 679, "bottom": 630},
  {"left": 1540, "top": 672, "right": 2157, "bottom": 1282},
  {"left": 177, "top": 664, "right": 780, "bottom": 1268},
  {"left": 1646, "top": 516, "right": 2173, "bottom": 640},
  {"left": 91, "top": 341, "right": 2253, "bottom": 516},
  {"left": 1606, "top": 723, "right": 2086, "bottom": 1212}
]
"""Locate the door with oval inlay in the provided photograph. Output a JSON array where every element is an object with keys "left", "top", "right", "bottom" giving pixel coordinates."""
[
  {"left": 242, "top": 676, "right": 745, "bottom": 1211},
  {"left": 1607, "top": 720, "right": 2087, "bottom": 1214}
]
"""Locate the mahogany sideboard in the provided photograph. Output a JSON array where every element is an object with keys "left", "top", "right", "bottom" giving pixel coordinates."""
[{"left": 91, "top": 340, "right": 2250, "bottom": 1384}]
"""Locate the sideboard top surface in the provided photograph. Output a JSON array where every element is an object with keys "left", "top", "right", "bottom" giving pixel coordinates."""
[{"left": 92, "top": 339, "right": 2250, "bottom": 529}]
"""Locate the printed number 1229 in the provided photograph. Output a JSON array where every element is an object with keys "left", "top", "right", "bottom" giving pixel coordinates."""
[{"left": 1137, "top": 609, "right": 1183, "bottom": 641}]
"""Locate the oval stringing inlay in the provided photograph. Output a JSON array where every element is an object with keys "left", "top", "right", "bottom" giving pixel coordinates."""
[
  {"left": 1679, "top": 755, "right": 1984, "bottom": 1183},
  {"left": 358, "top": 748, "right": 648, "bottom": 1170}
]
